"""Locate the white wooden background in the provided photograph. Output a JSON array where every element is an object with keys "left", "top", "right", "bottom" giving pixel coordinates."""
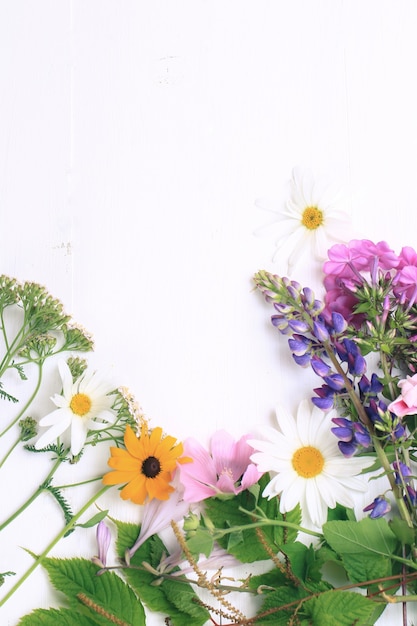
[{"left": 1, "top": 1, "right": 417, "bottom": 624}]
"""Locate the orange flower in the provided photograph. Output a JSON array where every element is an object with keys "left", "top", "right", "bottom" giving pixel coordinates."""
[{"left": 103, "top": 424, "right": 189, "bottom": 504}]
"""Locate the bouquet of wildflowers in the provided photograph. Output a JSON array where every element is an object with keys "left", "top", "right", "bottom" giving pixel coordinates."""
[{"left": 3, "top": 171, "right": 417, "bottom": 626}]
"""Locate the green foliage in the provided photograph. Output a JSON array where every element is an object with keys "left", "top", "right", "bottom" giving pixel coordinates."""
[
  {"left": 115, "top": 520, "right": 210, "bottom": 626},
  {"left": 303, "top": 590, "right": 385, "bottom": 625},
  {"left": 18, "top": 608, "right": 97, "bottom": 626},
  {"left": 203, "top": 474, "right": 301, "bottom": 563},
  {"left": 38, "top": 557, "right": 145, "bottom": 626}
]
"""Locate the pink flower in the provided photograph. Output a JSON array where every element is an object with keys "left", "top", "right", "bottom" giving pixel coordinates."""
[
  {"left": 177, "top": 430, "right": 262, "bottom": 503},
  {"left": 388, "top": 373, "right": 417, "bottom": 417},
  {"left": 393, "top": 266, "right": 417, "bottom": 306},
  {"left": 127, "top": 481, "right": 190, "bottom": 560},
  {"left": 397, "top": 246, "right": 417, "bottom": 269}
]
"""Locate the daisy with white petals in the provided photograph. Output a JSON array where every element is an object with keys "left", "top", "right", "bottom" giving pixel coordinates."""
[
  {"left": 35, "top": 361, "right": 117, "bottom": 456},
  {"left": 249, "top": 400, "right": 373, "bottom": 529},
  {"left": 256, "top": 167, "right": 351, "bottom": 274}
]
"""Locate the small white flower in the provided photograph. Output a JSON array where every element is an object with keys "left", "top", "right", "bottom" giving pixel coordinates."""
[
  {"left": 256, "top": 167, "right": 351, "bottom": 274},
  {"left": 35, "top": 361, "right": 116, "bottom": 456},
  {"left": 249, "top": 400, "right": 373, "bottom": 529}
]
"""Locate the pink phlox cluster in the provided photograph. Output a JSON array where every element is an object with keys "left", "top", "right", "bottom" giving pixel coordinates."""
[{"left": 323, "top": 239, "right": 417, "bottom": 324}]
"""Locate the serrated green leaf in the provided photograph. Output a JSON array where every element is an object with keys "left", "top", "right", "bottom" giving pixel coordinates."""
[
  {"left": 303, "top": 589, "right": 385, "bottom": 625},
  {"left": 255, "top": 585, "right": 308, "bottom": 624},
  {"left": 18, "top": 608, "right": 97, "bottom": 626},
  {"left": 42, "top": 557, "right": 145, "bottom": 625},
  {"left": 114, "top": 519, "right": 209, "bottom": 626}
]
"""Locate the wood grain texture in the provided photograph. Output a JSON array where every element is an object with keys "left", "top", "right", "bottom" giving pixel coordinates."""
[{"left": 1, "top": 1, "right": 417, "bottom": 623}]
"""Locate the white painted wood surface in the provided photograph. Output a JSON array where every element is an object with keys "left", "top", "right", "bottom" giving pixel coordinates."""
[{"left": 1, "top": 2, "right": 417, "bottom": 624}]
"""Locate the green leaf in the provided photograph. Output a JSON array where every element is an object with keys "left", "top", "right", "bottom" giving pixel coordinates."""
[
  {"left": 323, "top": 517, "right": 400, "bottom": 591},
  {"left": 389, "top": 517, "right": 415, "bottom": 546},
  {"left": 77, "top": 510, "right": 109, "bottom": 529},
  {"left": 18, "top": 608, "right": 97, "bottom": 626},
  {"left": 323, "top": 517, "right": 398, "bottom": 558},
  {"left": 255, "top": 585, "right": 308, "bottom": 624},
  {"left": 303, "top": 589, "right": 385, "bottom": 625},
  {"left": 41, "top": 557, "right": 145, "bottom": 625},
  {"left": 204, "top": 477, "right": 300, "bottom": 563},
  {"left": 115, "top": 520, "right": 209, "bottom": 626}
]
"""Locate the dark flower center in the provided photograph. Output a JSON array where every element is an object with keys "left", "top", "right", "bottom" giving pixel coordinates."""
[{"left": 142, "top": 455, "right": 161, "bottom": 478}]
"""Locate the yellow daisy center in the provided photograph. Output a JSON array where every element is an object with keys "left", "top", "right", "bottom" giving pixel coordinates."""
[
  {"left": 301, "top": 206, "right": 324, "bottom": 230},
  {"left": 292, "top": 445, "right": 324, "bottom": 478},
  {"left": 70, "top": 393, "right": 92, "bottom": 416}
]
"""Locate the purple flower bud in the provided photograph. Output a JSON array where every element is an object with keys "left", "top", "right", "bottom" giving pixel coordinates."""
[
  {"left": 323, "top": 374, "right": 345, "bottom": 391},
  {"left": 338, "top": 441, "right": 358, "bottom": 457},
  {"left": 293, "top": 353, "right": 311, "bottom": 367},
  {"left": 288, "top": 319, "right": 310, "bottom": 333},
  {"left": 331, "top": 312, "right": 348, "bottom": 334},
  {"left": 310, "top": 356, "right": 331, "bottom": 378},
  {"left": 313, "top": 320, "right": 330, "bottom": 342},
  {"left": 363, "top": 496, "right": 391, "bottom": 519},
  {"left": 92, "top": 521, "right": 111, "bottom": 570},
  {"left": 288, "top": 334, "right": 310, "bottom": 356},
  {"left": 331, "top": 425, "right": 353, "bottom": 442},
  {"left": 393, "top": 461, "right": 413, "bottom": 484}
]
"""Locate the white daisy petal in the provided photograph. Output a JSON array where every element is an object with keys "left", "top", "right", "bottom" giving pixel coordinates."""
[
  {"left": 256, "top": 167, "right": 352, "bottom": 273},
  {"left": 35, "top": 415, "right": 72, "bottom": 450},
  {"left": 36, "top": 362, "right": 118, "bottom": 456},
  {"left": 70, "top": 417, "right": 88, "bottom": 456},
  {"left": 250, "top": 401, "right": 373, "bottom": 532}
]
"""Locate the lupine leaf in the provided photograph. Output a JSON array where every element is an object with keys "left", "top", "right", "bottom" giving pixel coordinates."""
[{"left": 41, "top": 557, "right": 145, "bottom": 625}]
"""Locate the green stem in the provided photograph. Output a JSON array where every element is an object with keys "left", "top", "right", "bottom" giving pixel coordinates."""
[
  {"left": 217, "top": 509, "right": 322, "bottom": 539},
  {"left": 0, "top": 437, "right": 20, "bottom": 470},
  {"left": 0, "top": 456, "right": 63, "bottom": 532},
  {"left": 0, "top": 361, "right": 44, "bottom": 440},
  {"left": 0, "top": 485, "right": 111, "bottom": 607},
  {"left": 53, "top": 476, "right": 103, "bottom": 490}
]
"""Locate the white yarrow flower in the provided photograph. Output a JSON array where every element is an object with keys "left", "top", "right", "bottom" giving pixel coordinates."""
[
  {"left": 35, "top": 361, "right": 117, "bottom": 456},
  {"left": 249, "top": 400, "right": 373, "bottom": 529},
  {"left": 256, "top": 167, "right": 352, "bottom": 274}
]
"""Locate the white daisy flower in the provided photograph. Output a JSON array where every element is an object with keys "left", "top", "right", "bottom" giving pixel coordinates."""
[
  {"left": 256, "top": 167, "right": 352, "bottom": 274},
  {"left": 35, "top": 361, "right": 117, "bottom": 456},
  {"left": 249, "top": 400, "right": 373, "bottom": 529}
]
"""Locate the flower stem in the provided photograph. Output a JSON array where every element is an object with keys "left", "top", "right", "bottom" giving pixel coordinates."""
[
  {"left": 0, "top": 485, "right": 111, "bottom": 607},
  {"left": 0, "top": 456, "right": 63, "bottom": 532},
  {"left": 0, "top": 361, "right": 44, "bottom": 440},
  {"left": 0, "top": 437, "right": 20, "bottom": 470}
]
